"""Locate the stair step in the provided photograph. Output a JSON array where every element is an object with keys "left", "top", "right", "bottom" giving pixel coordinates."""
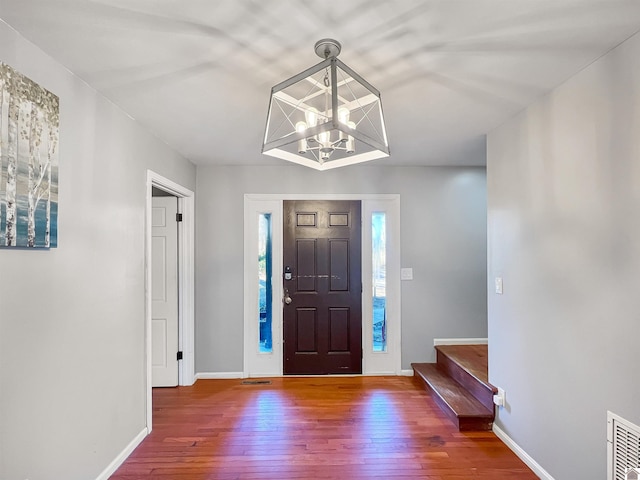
[
  {"left": 412, "top": 362, "right": 494, "bottom": 431},
  {"left": 435, "top": 345, "right": 497, "bottom": 412}
]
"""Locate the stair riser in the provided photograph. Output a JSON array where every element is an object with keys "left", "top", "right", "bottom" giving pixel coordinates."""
[
  {"left": 459, "top": 417, "right": 493, "bottom": 431},
  {"left": 413, "top": 374, "right": 493, "bottom": 432},
  {"left": 437, "top": 351, "right": 495, "bottom": 412}
]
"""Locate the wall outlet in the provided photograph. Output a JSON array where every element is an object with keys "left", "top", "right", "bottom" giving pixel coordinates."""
[
  {"left": 493, "top": 387, "right": 506, "bottom": 407},
  {"left": 495, "top": 276, "right": 503, "bottom": 294}
]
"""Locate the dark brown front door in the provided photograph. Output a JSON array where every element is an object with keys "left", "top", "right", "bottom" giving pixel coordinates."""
[{"left": 283, "top": 200, "right": 362, "bottom": 375}]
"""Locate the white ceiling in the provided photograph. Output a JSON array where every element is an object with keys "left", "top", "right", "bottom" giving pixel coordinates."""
[{"left": 2, "top": 0, "right": 640, "bottom": 167}]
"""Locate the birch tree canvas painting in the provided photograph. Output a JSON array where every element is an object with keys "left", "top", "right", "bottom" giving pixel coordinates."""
[{"left": 0, "top": 63, "right": 59, "bottom": 248}]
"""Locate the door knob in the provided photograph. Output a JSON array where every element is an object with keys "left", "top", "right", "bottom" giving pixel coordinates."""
[{"left": 283, "top": 287, "right": 292, "bottom": 305}]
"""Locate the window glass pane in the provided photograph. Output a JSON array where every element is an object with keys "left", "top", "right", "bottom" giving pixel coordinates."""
[
  {"left": 372, "top": 212, "right": 386, "bottom": 352},
  {"left": 259, "top": 214, "right": 273, "bottom": 353}
]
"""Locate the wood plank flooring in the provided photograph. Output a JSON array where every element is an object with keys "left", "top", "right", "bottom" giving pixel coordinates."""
[{"left": 110, "top": 376, "right": 537, "bottom": 479}]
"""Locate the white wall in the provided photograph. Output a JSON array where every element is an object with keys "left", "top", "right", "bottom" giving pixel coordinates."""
[
  {"left": 195, "top": 165, "right": 487, "bottom": 374},
  {"left": 0, "top": 20, "right": 196, "bottom": 480},
  {"left": 488, "top": 31, "right": 640, "bottom": 480}
]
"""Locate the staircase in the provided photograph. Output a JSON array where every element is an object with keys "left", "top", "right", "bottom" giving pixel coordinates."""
[{"left": 412, "top": 344, "right": 496, "bottom": 431}]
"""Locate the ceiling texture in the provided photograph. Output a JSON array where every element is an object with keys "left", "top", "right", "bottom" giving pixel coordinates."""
[{"left": 2, "top": 0, "right": 640, "bottom": 167}]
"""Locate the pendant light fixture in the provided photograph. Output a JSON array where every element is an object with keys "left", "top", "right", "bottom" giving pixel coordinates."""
[{"left": 262, "top": 39, "right": 390, "bottom": 170}]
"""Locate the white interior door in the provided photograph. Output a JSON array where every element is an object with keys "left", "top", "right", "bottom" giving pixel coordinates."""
[{"left": 152, "top": 196, "right": 179, "bottom": 387}]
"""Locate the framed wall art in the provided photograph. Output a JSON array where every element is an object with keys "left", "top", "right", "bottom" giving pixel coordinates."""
[{"left": 0, "top": 63, "right": 59, "bottom": 248}]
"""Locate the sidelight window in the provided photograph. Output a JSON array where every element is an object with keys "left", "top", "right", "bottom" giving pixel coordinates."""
[
  {"left": 258, "top": 213, "right": 273, "bottom": 353},
  {"left": 372, "top": 212, "right": 387, "bottom": 352}
]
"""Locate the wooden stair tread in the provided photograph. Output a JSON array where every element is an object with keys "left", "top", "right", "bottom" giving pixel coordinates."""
[
  {"left": 435, "top": 344, "right": 495, "bottom": 391},
  {"left": 412, "top": 362, "right": 493, "bottom": 419}
]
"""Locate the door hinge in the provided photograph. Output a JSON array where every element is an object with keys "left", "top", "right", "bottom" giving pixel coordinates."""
[
  {"left": 177, "top": 351, "right": 183, "bottom": 361},
  {"left": 176, "top": 213, "right": 183, "bottom": 222}
]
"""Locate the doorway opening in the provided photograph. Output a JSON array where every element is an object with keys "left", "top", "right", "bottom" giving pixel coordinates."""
[{"left": 145, "top": 170, "right": 195, "bottom": 432}]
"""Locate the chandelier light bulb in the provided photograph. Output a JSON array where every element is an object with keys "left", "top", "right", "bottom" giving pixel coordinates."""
[
  {"left": 318, "top": 130, "right": 330, "bottom": 147},
  {"left": 296, "top": 121, "right": 309, "bottom": 154},
  {"left": 338, "top": 107, "right": 350, "bottom": 124},
  {"left": 346, "top": 121, "right": 356, "bottom": 154},
  {"left": 305, "top": 107, "right": 319, "bottom": 128}
]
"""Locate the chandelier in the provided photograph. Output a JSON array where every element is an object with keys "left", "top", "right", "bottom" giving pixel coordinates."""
[{"left": 262, "top": 39, "right": 390, "bottom": 171}]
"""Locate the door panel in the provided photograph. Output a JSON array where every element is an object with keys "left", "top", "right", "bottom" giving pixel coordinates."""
[
  {"left": 296, "top": 308, "right": 318, "bottom": 352},
  {"left": 283, "top": 200, "right": 362, "bottom": 375},
  {"left": 329, "top": 239, "right": 349, "bottom": 291},
  {"left": 329, "top": 308, "right": 349, "bottom": 351},
  {"left": 296, "top": 239, "right": 317, "bottom": 291},
  {"left": 151, "top": 318, "right": 168, "bottom": 367},
  {"left": 151, "top": 196, "right": 179, "bottom": 387}
]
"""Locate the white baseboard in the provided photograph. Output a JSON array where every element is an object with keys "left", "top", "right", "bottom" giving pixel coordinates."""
[
  {"left": 195, "top": 371, "right": 244, "bottom": 380},
  {"left": 433, "top": 337, "right": 488, "bottom": 346},
  {"left": 95, "top": 427, "right": 147, "bottom": 480},
  {"left": 197, "top": 372, "right": 416, "bottom": 379},
  {"left": 493, "top": 424, "right": 554, "bottom": 480}
]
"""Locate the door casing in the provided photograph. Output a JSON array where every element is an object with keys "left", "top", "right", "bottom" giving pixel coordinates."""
[
  {"left": 243, "top": 194, "right": 401, "bottom": 377},
  {"left": 145, "top": 170, "right": 195, "bottom": 433}
]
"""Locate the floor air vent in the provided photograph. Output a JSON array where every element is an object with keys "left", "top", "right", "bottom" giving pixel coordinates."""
[
  {"left": 608, "top": 411, "right": 640, "bottom": 480},
  {"left": 242, "top": 380, "right": 272, "bottom": 385}
]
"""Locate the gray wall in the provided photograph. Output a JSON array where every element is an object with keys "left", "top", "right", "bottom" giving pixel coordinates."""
[
  {"left": 195, "top": 165, "right": 487, "bottom": 373},
  {"left": 0, "top": 20, "right": 196, "bottom": 480},
  {"left": 487, "top": 31, "right": 640, "bottom": 480}
]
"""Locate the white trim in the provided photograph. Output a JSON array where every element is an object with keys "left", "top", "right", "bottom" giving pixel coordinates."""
[
  {"left": 433, "top": 337, "right": 488, "bottom": 346},
  {"left": 263, "top": 148, "right": 388, "bottom": 171},
  {"left": 95, "top": 428, "right": 147, "bottom": 480},
  {"left": 243, "top": 200, "right": 283, "bottom": 378},
  {"left": 400, "top": 369, "right": 415, "bottom": 376},
  {"left": 493, "top": 424, "right": 555, "bottom": 480},
  {"left": 195, "top": 372, "right": 245, "bottom": 380},
  {"left": 362, "top": 198, "right": 402, "bottom": 375},
  {"left": 145, "top": 171, "right": 196, "bottom": 433},
  {"left": 243, "top": 194, "right": 402, "bottom": 377},
  {"left": 246, "top": 194, "right": 400, "bottom": 201}
]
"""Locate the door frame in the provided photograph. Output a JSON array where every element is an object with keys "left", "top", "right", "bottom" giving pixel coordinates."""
[
  {"left": 243, "top": 194, "right": 401, "bottom": 377},
  {"left": 145, "top": 170, "right": 195, "bottom": 432}
]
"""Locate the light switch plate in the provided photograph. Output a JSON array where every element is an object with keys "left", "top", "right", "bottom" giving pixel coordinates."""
[
  {"left": 495, "top": 277, "right": 503, "bottom": 294},
  {"left": 401, "top": 268, "right": 413, "bottom": 281}
]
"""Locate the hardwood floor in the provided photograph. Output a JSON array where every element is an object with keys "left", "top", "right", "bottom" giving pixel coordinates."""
[{"left": 110, "top": 376, "right": 537, "bottom": 479}]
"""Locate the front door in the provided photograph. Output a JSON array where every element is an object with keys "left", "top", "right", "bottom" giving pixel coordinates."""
[{"left": 283, "top": 200, "right": 362, "bottom": 374}]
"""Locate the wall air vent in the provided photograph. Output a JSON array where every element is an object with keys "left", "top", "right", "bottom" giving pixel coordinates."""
[{"left": 608, "top": 411, "right": 640, "bottom": 480}]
